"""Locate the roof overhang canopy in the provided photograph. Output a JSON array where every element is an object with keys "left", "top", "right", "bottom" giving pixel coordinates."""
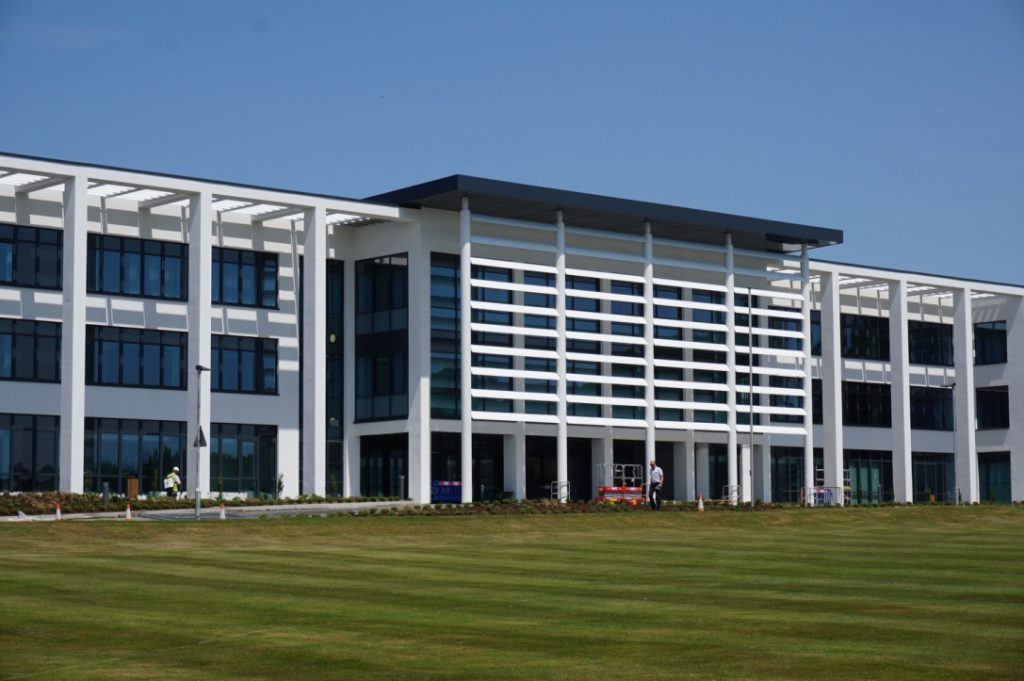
[{"left": 366, "top": 175, "right": 843, "bottom": 254}]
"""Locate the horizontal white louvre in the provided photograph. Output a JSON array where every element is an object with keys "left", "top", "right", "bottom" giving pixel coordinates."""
[
  {"left": 754, "top": 425, "right": 807, "bottom": 436},
  {"left": 470, "top": 279, "right": 558, "bottom": 296},
  {"left": 567, "top": 351, "right": 646, "bottom": 365},
  {"left": 653, "top": 256, "right": 726, "bottom": 274},
  {"left": 654, "top": 358, "right": 728, "bottom": 372},
  {"left": 470, "top": 300, "right": 557, "bottom": 316},
  {"left": 653, "top": 338, "right": 729, "bottom": 352},
  {"left": 567, "top": 416, "right": 648, "bottom": 428},
  {"left": 567, "top": 288, "right": 645, "bottom": 304},
  {"left": 651, "top": 298, "right": 728, "bottom": 313},
  {"left": 652, "top": 319, "right": 728, "bottom": 333},
  {"left": 470, "top": 256, "right": 557, "bottom": 274},
  {"left": 472, "top": 411, "right": 560, "bottom": 424},
  {"left": 655, "top": 421, "right": 731, "bottom": 432},
  {"left": 470, "top": 344, "right": 558, "bottom": 359},
  {"left": 471, "top": 389, "right": 558, "bottom": 402},
  {"left": 565, "top": 225, "right": 643, "bottom": 243},
  {"left": 566, "top": 330, "right": 646, "bottom": 345},
  {"left": 735, "top": 266, "right": 802, "bottom": 281},
  {"left": 565, "top": 267, "right": 646, "bottom": 284},
  {"left": 654, "top": 379, "right": 729, "bottom": 392},
  {"left": 470, "top": 322, "right": 558, "bottom": 338},
  {"left": 471, "top": 367, "right": 558, "bottom": 381},
  {"left": 567, "top": 373, "right": 646, "bottom": 386},
  {"left": 567, "top": 309, "right": 647, "bottom": 324},
  {"left": 655, "top": 400, "right": 729, "bottom": 411},
  {"left": 567, "top": 394, "right": 646, "bottom": 407},
  {"left": 652, "top": 278, "right": 728, "bottom": 293}
]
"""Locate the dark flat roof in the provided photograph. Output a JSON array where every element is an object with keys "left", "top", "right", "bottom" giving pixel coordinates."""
[{"left": 366, "top": 175, "right": 843, "bottom": 253}]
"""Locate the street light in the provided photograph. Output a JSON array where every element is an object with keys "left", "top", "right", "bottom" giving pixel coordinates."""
[{"left": 194, "top": 364, "right": 210, "bottom": 519}]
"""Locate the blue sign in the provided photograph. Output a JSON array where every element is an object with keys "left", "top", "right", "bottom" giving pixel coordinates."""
[{"left": 431, "top": 480, "right": 462, "bottom": 503}]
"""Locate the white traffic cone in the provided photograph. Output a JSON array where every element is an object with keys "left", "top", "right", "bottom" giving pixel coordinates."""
[
  {"left": 219, "top": 503, "right": 226, "bottom": 521},
  {"left": 697, "top": 495, "right": 705, "bottom": 513},
  {"left": 55, "top": 503, "right": 62, "bottom": 521},
  {"left": 125, "top": 504, "right": 132, "bottom": 521}
]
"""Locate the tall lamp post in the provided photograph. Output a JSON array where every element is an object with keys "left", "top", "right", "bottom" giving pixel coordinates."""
[{"left": 194, "top": 364, "right": 210, "bottom": 520}]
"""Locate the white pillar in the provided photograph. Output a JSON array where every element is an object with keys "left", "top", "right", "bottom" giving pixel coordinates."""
[
  {"left": 342, "top": 253, "right": 357, "bottom": 497},
  {"left": 725, "top": 234, "right": 738, "bottom": 504},
  {"left": 406, "top": 228, "right": 432, "bottom": 503},
  {"left": 695, "top": 442, "right": 710, "bottom": 498},
  {"left": 459, "top": 197, "right": 473, "bottom": 503},
  {"left": 594, "top": 429, "right": 613, "bottom": 496},
  {"left": 59, "top": 175, "right": 87, "bottom": 492},
  {"left": 953, "top": 288, "right": 978, "bottom": 502},
  {"left": 740, "top": 443, "right": 752, "bottom": 502},
  {"left": 555, "top": 210, "right": 568, "bottom": 501},
  {"left": 504, "top": 426, "right": 526, "bottom": 499},
  {"left": 187, "top": 191, "right": 212, "bottom": 497},
  {"left": 1007, "top": 296, "right": 1024, "bottom": 502},
  {"left": 757, "top": 445, "right": 772, "bottom": 502},
  {"left": 889, "top": 280, "right": 913, "bottom": 503},
  {"left": 820, "top": 272, "right": 844, "bottom": 495},
  {"left": 801, "top": 247, "right": 816, "bottom": 499},
  {"left": 643, "top": 222, "right": 656, "bottom": 484},
  {"left": 301, "top": 205, "right": 326, "bottom": 497},
  {"left": 679, "top": 439, "right": 695, "bottom": 501}
]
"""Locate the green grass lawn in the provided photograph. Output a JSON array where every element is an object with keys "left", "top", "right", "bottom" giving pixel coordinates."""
[{"left": 1, "top": 505, "right": 1022, "bottom": 681}]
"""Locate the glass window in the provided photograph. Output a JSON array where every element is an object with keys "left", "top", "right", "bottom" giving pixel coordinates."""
[
  {"left": 356, "top": 255, "right": 408, "bottom": 421},
  {"left": 842, "top": 381, "right": 892, "bottom": 427},
  {"left": 976, "top": 386, "right": 1009, "bottom": 430},
  {"left": 0, "top": 413, "right": 60, "bottom": 493},
  {"left": 909, "top": 386, "right": 953, "bottom": 431},
  {"left": 841, "top": 314, "right": 890, "bottom": 361},
  {"left": 86, "top": 326, "right": 186, "bottom": 390},
  {"left": 0, "top": 319, "right": 61, "bottom": 383},
  {"left": 0, "top": 224, "right": 63, "bottom": 290},
  {"left": 974, "top": 321, "right": 1007, "bottom": 365},
  {"left": 88, "top": 234, "right": 187, "bottom": 301},
  {"left": 84, "top": 418, "right": 185, "bottom": 496},
  {"left": 210, "top": 423, "right": 277, "bottom": 497},
  {"left": 908, "top": 321, "right": 954, "bottom": 366},
  {"left": 212, "top": 247, "right": 279, "bottom": 308},
  {"left": 211, "top": 335, "right": 277, "bottom": 394}
]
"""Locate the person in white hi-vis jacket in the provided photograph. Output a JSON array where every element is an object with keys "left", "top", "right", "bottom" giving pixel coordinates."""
[
  {"left": 163, "top": 466, "right": 181, "bottom": 499},
  {"left": 648, "top": 460, "right": 664, "bottom": 511}
]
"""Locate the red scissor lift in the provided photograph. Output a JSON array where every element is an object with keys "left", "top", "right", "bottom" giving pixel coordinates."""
[{"left": 595, "top": 463, "right": 645, "bottom": 506}]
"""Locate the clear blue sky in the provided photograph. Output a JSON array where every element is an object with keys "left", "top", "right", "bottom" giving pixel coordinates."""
[{"left": 1, "top": 0, "right": 1021, "bottom": 283}]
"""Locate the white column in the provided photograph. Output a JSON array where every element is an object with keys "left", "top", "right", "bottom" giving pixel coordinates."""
[
  {"left": 679, "top": 439, "right": 695, "bottom": 501},
  {"left": 595, "top": 430, "right": 614, "bottom": 496},
  {"left": 342, "top": 254, "right": 357, "bottom": 497},
  {"left": 889, "top": 280, "right": 913, "bottom": 503},
  {"left": 504, "top": 426, "right": 526, "bottom": 499},
  {"left": 820, "top": 271, "right": 844, "bottom": 496},
  {"left": 187, "top": 191, "right": 212, "bottom": 497},
  {"left": 459, "top": 197, "right": 473, "bottom": 503},
  {"left": 801, "top": 247, "right": 816, "bottom": 498},
  {"left": 725, "top": 235, "right": 738, "bottom": 504},
  {"left": 555, "top": 210, "right": 568, "bottom": 501},
  {"left": 695, "top": 442, "right": 710, "bottom": 498},
  {"left": 1006, "top": 296, "right": 1024, "bottom": 502},
  {"left": 299, "top": 206, "right": 326, "bottom": 497},
  {"left": 757, "top": 445, "right": 772, "bottom": 502},
  {"left": 59, "top": 175, "right": 87, "bottom": 492},
  {"left": 740, "top": 443, "right": 752, "bottom": 502},
  {"left": 953, "top": 288, "right": 978, "bottom": 502},
  {"left": 406, "top": 229, "right": 432, "bottom": 503},
  {"left": 643, "top": 222, "right": 656, "bottom": 483}
]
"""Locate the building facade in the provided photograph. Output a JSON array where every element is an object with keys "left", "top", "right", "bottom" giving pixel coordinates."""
[{"left": 1, "top": 153, "right": 1020, "bottom": 504}]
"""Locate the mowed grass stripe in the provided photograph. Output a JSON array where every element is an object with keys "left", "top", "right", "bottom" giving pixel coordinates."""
[{"left": 0, "top": 506, "right": 1021, "bottom": 681}]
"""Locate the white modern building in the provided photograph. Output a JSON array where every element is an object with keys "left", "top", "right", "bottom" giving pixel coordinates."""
[{"left": 1, "top": 152, "right": 1020, "bottom": 504}]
